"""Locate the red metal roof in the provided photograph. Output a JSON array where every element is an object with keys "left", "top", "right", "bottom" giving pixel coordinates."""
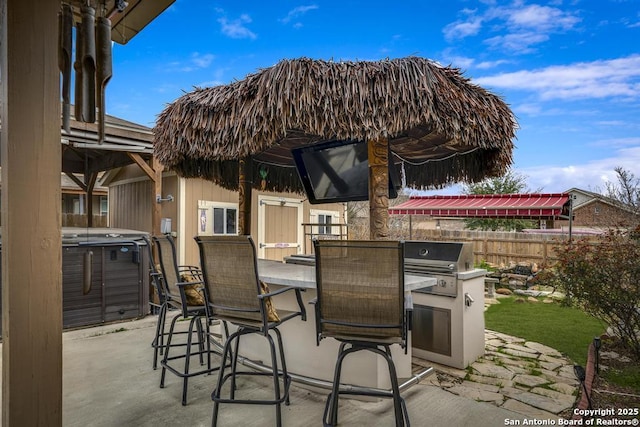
[{"left": 389, "top": 193, "right": 570, "bottom": 219}]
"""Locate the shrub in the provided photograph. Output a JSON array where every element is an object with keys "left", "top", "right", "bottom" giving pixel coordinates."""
[
  {"left": 475, "top": 259, "right": 495, "bottom": 271},
  {"left": 541, "top": 231, "right": 640, "bottom": 360}
]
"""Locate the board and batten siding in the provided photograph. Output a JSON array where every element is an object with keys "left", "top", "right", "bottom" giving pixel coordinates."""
[
  {"left": 109, "top": 179, "right": 152, "bottom": 232},
  {"left": 108, "top": 170, "right": 179, "bottom": 235},
  {"left": 182, "top": 178, "right": 238, "bottom": 265},
  {"left": 106, "top": 164, "right": 345, "bottom": 266}
]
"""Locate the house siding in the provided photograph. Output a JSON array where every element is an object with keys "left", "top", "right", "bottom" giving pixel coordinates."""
[
  {"left": 555, "top": 201, "right": 637, "bottom": 229},
  {"left": 106, "top": 164, "right": 344, "bottom": 266},
  {"left": 109, "top": 179, "right": 153, "bottom": 232}
]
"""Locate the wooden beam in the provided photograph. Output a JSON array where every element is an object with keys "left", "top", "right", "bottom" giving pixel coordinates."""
[
  {"left": 1, "top": 0, "right": 63, "bottom": 425},
  {"left": 65, "top": 172, "right": 87, "bottom": 191},
  {"left": 86, "top": 171, "right": 98, "bottom": 193},
  {"left": 85, "top": 172, "right": 98, "bottom": 227},
  {"left": 127, "top": 152, "right": 155, "bottom": 181},
  {"left": 368, "top": 138, "right": 390, "bottom": 240}
]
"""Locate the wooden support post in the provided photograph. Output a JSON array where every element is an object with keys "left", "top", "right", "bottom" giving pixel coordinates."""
[
  {"left": 368, "top": 138, "right": 390, "bottom": 240},
  {"left": 151, "top": 156, "right": 163, "bottom": 238},
  {"left": 1, "top": 0, "right": 63, "bottom": 425},
  {"left": 85, "top": 172, "right": 98, "bottom": 227},
  {"left": 238, "top": 157, "right": 253, "bottom": 236}
]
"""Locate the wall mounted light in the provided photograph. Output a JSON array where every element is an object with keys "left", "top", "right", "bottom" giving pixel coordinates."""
[{"left": 156, "top": 194, "right": 174, "bottom": 203}]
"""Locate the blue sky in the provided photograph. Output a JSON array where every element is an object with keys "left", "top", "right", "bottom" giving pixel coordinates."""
[{"left": 107, "top": 0, "right": 640, "bottom": 194}]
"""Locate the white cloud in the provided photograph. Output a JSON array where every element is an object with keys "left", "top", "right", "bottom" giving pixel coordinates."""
[
  {"left": 164, "top": 52, "right": 216, "bottom": 73},
  {"left": 218, "top": 14, "right": 257, "bottom": 39},
  {"left": 475, "top": 59, "right": 510, "bottom": 69},
  {"left": 496, "top": 4, "right": 580, "bottom": 32},
  {"left": 441, "top": 52, "right": 509, "bottom": 70},
  {"left": 514, "top": 103, "right": 543, "bottom": 115},
  {"left": 443, "top": 16, "right": 483, "bottom": 40},
  {"left": 446, "top": 55, "right": 475, "bottom": 69},
  {"left": 444, "top": 2, "right": 581, "bottom": 53},
  {"left": 190, "top": 52, "right": 215, "bottom": 68},
  {"left": 194, "top": 67, "right": 229, "bottom": 89},
  {"left": 195, "top": 79, "right": 225, "bottom": 88},
  {"left": 595, "top": 120, "right": 627, "bottom": 127},
  {"left": 591, "top": 137, "right": 640, "bottom": 148},
  {"left": 520, "top": 146, "right": 640, "bottom": 193},
  {"left": 280, "top": 5, "right": 319, "bottom": 25},
  {"left": 484, "top": 32, "right": 549, "bottom": 53},
  {"left": 410, "top": 146, "right": 640, "bottom": 195},
  {"left": 475, "top": 55, "right": 640, "bottom": 101}
]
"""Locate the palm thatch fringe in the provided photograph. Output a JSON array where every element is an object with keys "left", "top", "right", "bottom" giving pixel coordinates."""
[
  {"left": 174, "top": 146, "right": 507, "bottom": 193},
  {"left": 174, "top": 159, "right": 305, "bottom": 194}
]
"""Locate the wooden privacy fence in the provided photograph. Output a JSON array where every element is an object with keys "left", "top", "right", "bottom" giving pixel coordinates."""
[
  {"left": 396, "top": 229, "right": 572, "bottom": 267},
  {"left": 62, "top": 214, "right": 107, "bottom": 228}
]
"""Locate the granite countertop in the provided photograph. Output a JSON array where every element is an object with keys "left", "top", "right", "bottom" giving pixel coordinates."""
[{"left": 257, "top": 259, "right": 436, "bottom": 291}]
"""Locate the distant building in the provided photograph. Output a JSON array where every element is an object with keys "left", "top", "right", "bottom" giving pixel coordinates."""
[
  {"left": 556, "top": 187, "right": 639, "bottom": 230},
  {"left": 61, "top": 173, "right": 108, "bottom": 227}
]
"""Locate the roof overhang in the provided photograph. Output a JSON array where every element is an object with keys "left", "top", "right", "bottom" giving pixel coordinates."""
[
  {"left": 61, "top": 108, "right": 154, "bottom": 175},
  {"left": 389, "top": 193, "right": 571, "bottom": 220},
  {"left": 68, "top": 0, "right": 175, "bottom": 45}
]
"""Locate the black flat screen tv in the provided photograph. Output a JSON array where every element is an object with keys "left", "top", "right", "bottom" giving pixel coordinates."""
[{"left": 292, "top": 139, "right": 401, "bottom": 204}]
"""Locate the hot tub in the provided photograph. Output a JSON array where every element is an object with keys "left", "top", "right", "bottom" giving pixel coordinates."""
[{"left": 0, "top": 227, "right": 150, "bottom": 334}]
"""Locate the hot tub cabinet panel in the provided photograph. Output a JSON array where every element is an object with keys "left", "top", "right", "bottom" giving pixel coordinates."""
[{"left": 62, "top": 246, "right": 105, "bottom": 329}]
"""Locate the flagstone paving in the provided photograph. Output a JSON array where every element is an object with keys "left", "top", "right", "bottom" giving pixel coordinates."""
[{"left": 415, "top": 329, "right": 579, "bottom": 421}]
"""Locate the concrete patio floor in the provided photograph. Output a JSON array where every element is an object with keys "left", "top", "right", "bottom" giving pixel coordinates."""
[{"left": 2, "top": 316, "right": 531, "bottom": 426}]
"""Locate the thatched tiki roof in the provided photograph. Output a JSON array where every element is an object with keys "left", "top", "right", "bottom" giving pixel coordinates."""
[{"left": 154, "top": 56, "right": 517, "bottom": 193}]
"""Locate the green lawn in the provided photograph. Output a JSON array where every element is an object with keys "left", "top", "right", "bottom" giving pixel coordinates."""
[{"left": 484, "top": 296, "right": 607, "bottom": 366}]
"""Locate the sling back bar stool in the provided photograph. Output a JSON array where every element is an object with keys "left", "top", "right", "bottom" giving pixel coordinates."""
[
  {"left": 195, "top": 235, "right": 306, "bottom": 427},
  {"left": 313, "top": 239, "right": 410, "bottom": 427},
  {"left": 154, "top": 234, "right": 220, "bottom": 406},
  {"left": 142, "top": 235, "right": 170, "bottom": 370}
]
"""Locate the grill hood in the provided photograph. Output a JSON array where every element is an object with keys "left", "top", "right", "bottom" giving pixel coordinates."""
[{"left": 404, "top": 241, "right": 474, "bottom": 274}]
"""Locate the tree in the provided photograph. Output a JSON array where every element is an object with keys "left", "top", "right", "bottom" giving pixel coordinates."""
[
  {"left": 462, "top": 170, "right": 538, "bottom": 231},
  {"left": 605, "top": 166, "right": 640, "bottom": 215}
]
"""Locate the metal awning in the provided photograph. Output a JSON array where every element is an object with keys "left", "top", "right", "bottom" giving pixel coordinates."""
[{"left": 389, "top": 193, "right": 571, "bottom": 219}]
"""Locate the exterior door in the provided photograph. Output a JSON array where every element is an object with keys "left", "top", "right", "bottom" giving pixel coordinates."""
[{"left": 257, "top": 196, "right": 303, "bottom": 260}]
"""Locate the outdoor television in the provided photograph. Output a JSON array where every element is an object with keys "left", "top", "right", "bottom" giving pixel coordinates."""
[{"left": 292, "top": 139, "right": 401, "bottom": 204}]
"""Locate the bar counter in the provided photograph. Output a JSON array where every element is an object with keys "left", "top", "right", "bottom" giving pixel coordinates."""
[{"left": 227, "top": 259, "right": 437, "bottom": 390}]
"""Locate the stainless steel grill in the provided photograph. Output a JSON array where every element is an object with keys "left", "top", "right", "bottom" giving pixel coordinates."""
[{"left": 403, "top": 241, "right": 474, "bottom": 297}]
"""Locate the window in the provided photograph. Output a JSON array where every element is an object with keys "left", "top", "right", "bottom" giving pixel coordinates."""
[
  {"left": 198, "top": 201, "right": 238, "bottom": 236},
  {"left": 100, "top": 196, "right": 108, "bottom": 216},
  {"left": 213, "top": 207, "right": 237, "bottom": 234},
  {"left": 310, "top": 209, "right": 340, "bottom": 237},
  {"left": 318, "top": 214, "right": 332, "bottom": 235},
  {"left": 73, "top": 196, "right": 83, "bottom": 214}
]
